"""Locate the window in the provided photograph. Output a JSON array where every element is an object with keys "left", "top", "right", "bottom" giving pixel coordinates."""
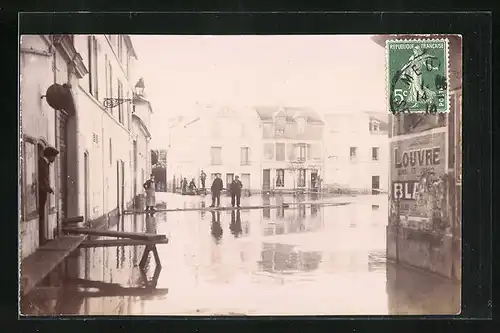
[
  {"left": 297, "top": 117, "right": 306, "bottom": 134},
  {"left": 350, "top": 147, "right": 357, "bottom": 160},
  {"left": 276, "top": 143, "right": 285, "bottom": 161},
  {"left": 240, "top": 147, "right": 250, "bottom": 165},
  {"left": 126, "top": 53, "right": 130, "bottom": 78},
  {"left": 264, "top": 143, "right": 274, "bottom": 160},
  {"left": 109, "top": 138, "right": 113, "bottom": 165},
  {"left": 287, "top": 143, "right": 296, "bottom": 160},
  {"left": 372, "top": 147, "right": 379, "bottom": 161},
  {"left": 127, "top": 91, "right": 131, "bottom": 130},
  {"left": 118, "top": 80, "right": 124, "bottom": 124},
  {"left": 211, "top": 147, "right": 222, "bottom": 165},
  {"left": 369, "top": 120, "right": 380, "bottom": 132},
  {"left": 276, "top": 169, "right": 285, "bottom": 187},
  {"left": 87, "top": 36, "right": 98, "bottom": 99},
  {"left": 298, "top": 144, "right": 306, "bottom": 162},
  {"left": 275, "top": 116, "right": 285, "bottom": 137},
  {"left": 262, "top": 123, "right": 274, "bottom": 138},
  {"left": 298, "top": 169, "right": 306, "bottom": 187},
  {"left": 22, "top": 138, "right": 38, "bottom": 220},
  {"left": 308, "top": 144, "right": 321, "bottom": 160}
]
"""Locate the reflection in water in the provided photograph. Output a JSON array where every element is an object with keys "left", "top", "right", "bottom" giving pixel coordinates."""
[
  {"left": 259, "top": 243, "right": 322, "bottom": 274},
  {"left": 230, "top": 210, "right": 242, "bottom": 238},
  {"left": 20, "top": 194, "right": 460, "bottom": 315},
  {"left": 211, "top": 211, "right": 223, "bottom": 244}
]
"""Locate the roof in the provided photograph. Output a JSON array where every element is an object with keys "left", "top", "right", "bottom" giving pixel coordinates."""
[
  {"left": 124, "top": 35, "right": 138, "bottom": 59},
  {"left": 254, "top": 106, "right": 324, "bottom": 124}
]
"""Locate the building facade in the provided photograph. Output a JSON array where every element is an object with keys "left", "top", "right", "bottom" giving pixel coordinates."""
[
  {"left": 323, "top": 112, "right": 389, "bottom": 194},
  {"left": 167, "top": 105, "right": 262, "bottom": 192},
  {"left": 167, "top": 105, "right": 325, "bottom": 193},
  {"left": 19, "top": 34, "right": 151, "bottom": 260},
  {"left": 256, "top": 107, "right": 325, "bottom": 193},
  {"left": 372, "top": 35, "right": 462, "bottom": 280}
]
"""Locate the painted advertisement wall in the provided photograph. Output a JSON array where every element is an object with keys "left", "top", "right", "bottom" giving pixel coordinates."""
[{"left": 390, "top": 129, "right": 447, "bottom": 226}]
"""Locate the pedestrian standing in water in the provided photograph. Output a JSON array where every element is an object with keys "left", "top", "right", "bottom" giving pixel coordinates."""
[
  {"left": 200, "top": 169, "right": 207, "bottom": 189},
  {"left": 189, "top": 178, "right": 197, "bottom": 194},
  {"left": 38, "top": 146, "right": 59, "bottom": 246},
  {"left": 143, "top": 174, "right": 156, "bottom": 212},
  {"left": 230, "top": 175, "right": 243, "bottom": 208},
  {"left": 209, "top": 173, "right": 223, "bottom": 207}
]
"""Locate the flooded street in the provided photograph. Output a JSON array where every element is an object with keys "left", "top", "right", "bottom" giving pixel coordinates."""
[{"left": 22, "top": 193, "right": 460, "bottom": 316}]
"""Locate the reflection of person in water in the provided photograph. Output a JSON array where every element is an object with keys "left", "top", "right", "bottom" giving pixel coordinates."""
[
  {"left": 145, "top": 213, "right": 157, "bottom": 234},
  {"left": 230, "top": 210, "right": 242, "bottom": 238},
  {"left": 210, "top": 211, "right": 223, "bottom": 243}
]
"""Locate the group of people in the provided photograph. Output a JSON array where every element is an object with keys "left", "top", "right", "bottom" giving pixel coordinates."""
[{"left": 209, "top": 173, "right": 243, "bottom": 208}]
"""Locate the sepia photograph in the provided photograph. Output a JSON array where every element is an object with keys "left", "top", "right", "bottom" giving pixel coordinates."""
[{"left": 19, "top": 33, "right": 462, "bottom": 316}]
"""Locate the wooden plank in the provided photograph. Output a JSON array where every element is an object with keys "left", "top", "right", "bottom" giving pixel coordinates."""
[
  {"left": 61, "top": 216, "right": 84, "bottom": 224},
  {"left": 74, "top": 288, "right": 169, "bottom": 298},
  {"left": 124, "top": 201, "right": 351, "bottom": 214},
  {"left": 79, "top": 238, "right": 169, "bottom": 248},
  {"left": 62, "top": 227, "right": 166, "bottom": 241},
  {"left": 20, "top": 236, "right": 86, "bottom": 296}
]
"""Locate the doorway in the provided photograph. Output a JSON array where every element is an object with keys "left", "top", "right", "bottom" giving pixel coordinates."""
[
  {"left": 310, "top": 171, "right": 318, "bottom": 192},
  {"left": 83, "top": 152, "right": 90, "bottom": 222},
  {"left": 262, "top": 169, "right": 270, "bottom": 190},
  {"left": 372, "top": 175, "right": 380, "bottom": 195}
]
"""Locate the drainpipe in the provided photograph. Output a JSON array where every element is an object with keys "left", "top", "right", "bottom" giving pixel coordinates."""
[{"left": 51, "top": 36, "right": 59, "bottom": 236}]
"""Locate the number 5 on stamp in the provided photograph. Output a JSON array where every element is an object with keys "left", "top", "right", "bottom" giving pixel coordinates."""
[{"left": 386, "top": 38, "right": 449, "bottom": 114}]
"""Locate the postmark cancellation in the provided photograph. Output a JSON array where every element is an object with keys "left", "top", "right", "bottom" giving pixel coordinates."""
[{"left": 386, "top": 38, "right": 450, "bottom": 114}]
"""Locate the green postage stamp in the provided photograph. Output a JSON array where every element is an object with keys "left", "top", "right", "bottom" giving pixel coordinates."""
[{"left": 387, "top": 39, "right": 449, "bottom": 114}]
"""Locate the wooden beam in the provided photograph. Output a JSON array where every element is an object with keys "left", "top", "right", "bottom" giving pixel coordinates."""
[
  {"left": 61, "top": 216, "right": 84, "bottom": 224},
  {"left": 124, "top": 201, "right": 351, "bottom": 214},
  {"left": 79, "top": 239, "right": 169, "bottom": 248},
  {"left": 63, "top": 227, "right": 166, "bottom": 241},
  {"left": 73, "top": 288, "right": 169, "bottom": 298}
]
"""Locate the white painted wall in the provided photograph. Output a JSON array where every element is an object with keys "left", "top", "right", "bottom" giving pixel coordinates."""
[
  {"left": 19, "top": 35, "right": 71, "bottom": 259},
  {"left": 323, "top": 112, "right": 389, "bottom": 192}
]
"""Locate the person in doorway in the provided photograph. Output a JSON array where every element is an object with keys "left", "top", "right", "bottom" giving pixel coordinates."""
[
  {"left": 38, "top": 146, "right": 59, "bottom": 246},
  {"left": 209, "top": 173, "right": 223, "bottom": 207},
  {"left": 200, "top": 170, "right": 207, "bottom": 189},
  {"left": 230, "top": 175, "right": 243, "bottom": 208},
  {"left": 143, "top": 174, "right": 156, "bottom": 212},
  {"left": 189, "top": 178, "right": 197, "bottom": 194}
]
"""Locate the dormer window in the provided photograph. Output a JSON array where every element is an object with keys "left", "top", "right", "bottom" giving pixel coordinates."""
[
  {"left": 296, "top": 116, "right": 306, "bottom": 134},
  {"left": 369, "top": 119, "right": 380, "bottom": 132},
  {"left": 275, "top": 115, "right": 285, "bottom": 137}
]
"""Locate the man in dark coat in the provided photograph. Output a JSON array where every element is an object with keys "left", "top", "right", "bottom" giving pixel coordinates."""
[
  {"left": 209, "top": 173, "right": 223, "bottom": 207},
  {"left": 38, "top": 146, "right": 59, "bottom": 245},
  {"left": 230, "top": 175, "right": 243, "bottom": 208},
  {"left": 200, "top": 170, "right": 207, "bottom": 189}
]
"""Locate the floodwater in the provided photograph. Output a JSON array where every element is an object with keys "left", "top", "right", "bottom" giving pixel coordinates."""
[{"left": 21, "top": 193, "right": 460, "bottom": 316}]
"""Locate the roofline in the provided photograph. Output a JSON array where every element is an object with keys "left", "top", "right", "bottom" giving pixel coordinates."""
[{"left": 124, "top": 35, "right": 138, "bottom": 59}]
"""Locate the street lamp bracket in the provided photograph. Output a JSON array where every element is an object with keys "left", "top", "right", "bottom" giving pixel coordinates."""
[{"left": 103, "top": 98, "right": 134, "bottom": 109}]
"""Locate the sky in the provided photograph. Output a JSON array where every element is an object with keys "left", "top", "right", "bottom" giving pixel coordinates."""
[{"left": 131, "top": 35, "right": 387, "bottom": 147}]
